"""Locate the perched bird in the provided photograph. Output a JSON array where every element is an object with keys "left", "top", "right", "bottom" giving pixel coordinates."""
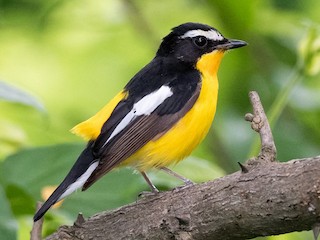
[{"left": 34, "top": 22, "right": 246, "bottom": 221}]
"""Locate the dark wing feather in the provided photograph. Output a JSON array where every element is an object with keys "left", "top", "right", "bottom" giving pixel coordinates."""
[
  {"left": 91, "top": 99, "right": 133, "bottom": 156},
  {"left": 82, "top": 82, "right": 200, "bottom": 190}
]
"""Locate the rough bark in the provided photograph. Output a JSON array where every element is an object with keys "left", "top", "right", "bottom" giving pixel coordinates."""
[{"left": 42, "top": 92, "right": 320, "bottom": 240}]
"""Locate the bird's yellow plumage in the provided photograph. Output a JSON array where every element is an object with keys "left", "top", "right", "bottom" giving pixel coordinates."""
[{"left": 71, "top": 91, "right": 127, "bottom": 140}]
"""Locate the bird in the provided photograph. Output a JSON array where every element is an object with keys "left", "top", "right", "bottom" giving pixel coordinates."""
[{"left": 33, "top": 22, "right": 247, "bottom": 221}]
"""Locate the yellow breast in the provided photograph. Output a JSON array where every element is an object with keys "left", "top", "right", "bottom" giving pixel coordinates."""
[{"left": 126, "top": 50, "right": 225, "bottom": 170}]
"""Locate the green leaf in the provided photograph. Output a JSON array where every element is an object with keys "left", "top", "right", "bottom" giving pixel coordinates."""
[
  {"left": 0, "top": 144, "right": 146, "bottom": 220},
  {"left": 0, "top": 119, "right": 26, "bottom": 160},
  {"left": 5, "top": 184, "right": 35, "bottom": 217},
  {"left": 0, "top": 81, "right": 45, "bottom": 112},
  {"left": 264, "top": 230, "right": 313, "bottom": 240},
  {"left": 0, "top": 185, "right": 17, "bottom": 240}
]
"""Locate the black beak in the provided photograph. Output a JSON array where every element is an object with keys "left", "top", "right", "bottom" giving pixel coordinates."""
[{"left": 216, "top": 39, "right": 247, "bottom": 50}]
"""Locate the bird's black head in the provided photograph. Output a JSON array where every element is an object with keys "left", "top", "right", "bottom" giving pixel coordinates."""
[{"left": 156, "top": 22, "right": 247, "bottom": 64}]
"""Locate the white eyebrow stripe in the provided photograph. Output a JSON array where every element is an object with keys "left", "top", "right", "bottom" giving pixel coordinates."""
[
  {"left": 180, "top": 29, "right": 224, "bottom": 41},
  {"left": 102, "top": 85, "right": 173, "bottom": 147}
]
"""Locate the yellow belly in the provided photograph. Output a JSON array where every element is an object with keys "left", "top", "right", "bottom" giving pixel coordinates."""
[
  {"left": 126, "top": 77, "right": 218, "bottom": 170},
  {"left": 124, "top": 51, "right": 223, "bottom": 170}
]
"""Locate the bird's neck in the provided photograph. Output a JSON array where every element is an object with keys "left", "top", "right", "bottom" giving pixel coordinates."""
[{"left": 196, "top": 50, "right": 225, "bottom": 77}]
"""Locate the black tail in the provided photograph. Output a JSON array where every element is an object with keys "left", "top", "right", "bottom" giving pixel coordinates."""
[
  {"left": 33, "top": 146, "right": 97, "bottom": 222},
  {"left": 33, "top": 179, "right": 72, "bottom": 221}
]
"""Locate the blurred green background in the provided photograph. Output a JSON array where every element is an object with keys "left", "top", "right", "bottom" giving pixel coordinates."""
[{"left": 0, "top": 0, "right": 319, "bottom": 239}]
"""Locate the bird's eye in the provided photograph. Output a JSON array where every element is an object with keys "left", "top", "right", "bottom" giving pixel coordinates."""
[{"left": 193, "top": 36, "right": 208, "bottom": 48}]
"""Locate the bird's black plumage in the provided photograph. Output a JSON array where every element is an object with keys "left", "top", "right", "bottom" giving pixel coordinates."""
[
  {"left": 34, "top": 143, "right": 96, "bottom": 221},
  {"left": 157, "top": 22, "right": 218, "bottom": 57},
  {"left": 124, "top": 57, "right": 200, "bottom": 113}
]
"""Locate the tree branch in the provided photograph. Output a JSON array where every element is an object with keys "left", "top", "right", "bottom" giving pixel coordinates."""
[
  {"left": 245, "top": 91, "right": 277, "bottom": 162},
  {"left": 45, "top": 92, "right": 320, "bottom": 240},
  {"left": 30, "top": 202, "right": 43, "bottom": 240}
]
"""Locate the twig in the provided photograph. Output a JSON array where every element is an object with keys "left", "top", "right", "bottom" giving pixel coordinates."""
[
  {"left": 245, "top": 91, "right": 277, "bottom": 162},
  {"left": 30, "top": 202, "right": 44, "bottom": 240},
  {"left": 237, "top": 162, "right": 248, "bottom": 173},
  {"left": 313, "top": 223, "right": 320, "bottom": 240},
  {"left": 74, "top": 213, "right": 85, "bottom": 227}
]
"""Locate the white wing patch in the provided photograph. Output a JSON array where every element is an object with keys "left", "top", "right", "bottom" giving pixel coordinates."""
[
  {"left": 181, "top": 29, "right": 224, "bottom": 41},
  {"left": 58, "top": 161, "right": 99, "bottom": 200},
  {"left": 103, "top": 85, "right": 173, "bottom": 147}
]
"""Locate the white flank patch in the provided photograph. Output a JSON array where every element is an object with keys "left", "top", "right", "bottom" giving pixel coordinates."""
[
  {"left": 181, "top": 29, "right": 224, "bottom": 41},
  {"left": 103, "top": 85, "right": 173, "bottom": 147},
  {"left": 58, "top": 161, "right": 99, "bottom": 200}
]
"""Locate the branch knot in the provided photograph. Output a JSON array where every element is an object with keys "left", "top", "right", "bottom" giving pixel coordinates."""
[{"left": 245, "top": 91, "right": 277, "bottom": 163}]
